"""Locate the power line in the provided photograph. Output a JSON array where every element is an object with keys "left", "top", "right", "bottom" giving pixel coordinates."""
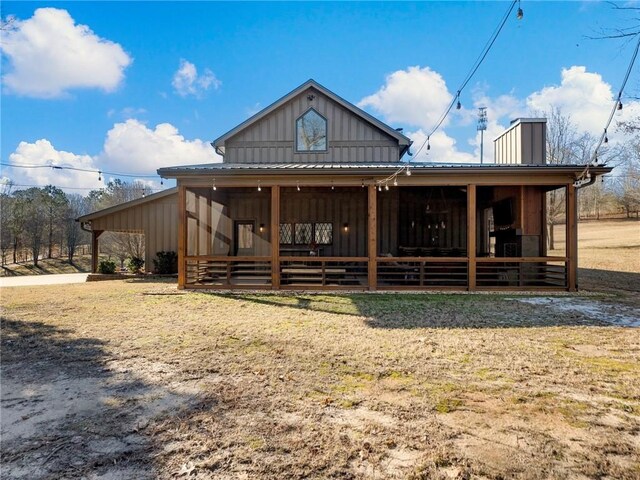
[{"left": 0, "top": 161, "right": 162, "bottom": 179}]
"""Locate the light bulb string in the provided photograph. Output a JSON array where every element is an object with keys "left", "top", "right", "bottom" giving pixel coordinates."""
[
  {"left": 376, "top": 0, "right": 520, "bottom": 188},
  {"left": 579, "top": 33, "right": 640, "bottom": 182}
]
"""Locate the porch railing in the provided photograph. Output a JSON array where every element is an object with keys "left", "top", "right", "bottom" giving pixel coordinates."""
[
  {"left": 280, "top": 256, "right": 368, "bottom": 289},
  {"left": 185, "top": 256, "right": 272, "bottom": 288},
  {"left": 376, "top": 257, "right": 468, "bottom": 289},
  {"left": 475, "top": 257, "right": 568, "bottom": 289}
]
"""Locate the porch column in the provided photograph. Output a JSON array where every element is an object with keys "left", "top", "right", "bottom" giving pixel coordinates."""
[
  {"left": 91, "top": 230, "right": 103, "bottom": 273},
  {"left": 567, "top": 183, "right": 577, "bottom": 291},
  {"left": 368, "top": 184, "right": 377, "bottom": 291},
  {"left": 467, "top": 184, "right": 477, "bottom": 291},
  {"left": 271, "top": 185, "right": 280, "bottom": 289},
  {"left": 177, "top": 185, "right": 186, "bottom": 289}
]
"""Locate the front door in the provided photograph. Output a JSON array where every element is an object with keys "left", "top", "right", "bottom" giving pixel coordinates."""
[{"left": 235, "top": 221, "right": 255, "bottom": 256}]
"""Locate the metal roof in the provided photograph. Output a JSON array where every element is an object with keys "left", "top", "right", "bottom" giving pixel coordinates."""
[
  {"left": 158, "top": 162, "right": 612, "bottom": 177},
  {"left": 77, "top": 187, "right": 178, "bottom": 223}
]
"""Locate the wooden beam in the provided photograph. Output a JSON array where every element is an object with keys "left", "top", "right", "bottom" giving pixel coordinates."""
[
  {"left": 91, "top": 230, "right": 103, "bottom": 273},
  {"left": 271, "top": 185, "right": 280, "bottom": 289},
  {"left": 177, "top": 185, "right": 186, "bottom": 289},
  {"left": 567, "top": 183, "right": 577, "bottom": 291},
  {"left": 467, "top": 184, "right": 477, "bottom": 291},
  {"left": 368, "top": 184, "right": 377, "bottom": 291}
]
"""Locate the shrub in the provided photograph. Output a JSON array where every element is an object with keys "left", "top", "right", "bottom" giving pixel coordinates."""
[
  {"left": 98, "top": 259, "right": 116, "bottom": 274},
  {"left": 127, "top": 256, "right": 145, "bottom": 273},
  {"left": 153, "top": 251, "right": 178, "bottom": 274}
]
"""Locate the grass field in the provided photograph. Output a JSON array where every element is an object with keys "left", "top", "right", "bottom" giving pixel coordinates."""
[
  {"left": 1, "top": 255, "right": 92, "bottom": 277},
  {"left": 1, "top": 220, "right": 639, "bottom": 479}
]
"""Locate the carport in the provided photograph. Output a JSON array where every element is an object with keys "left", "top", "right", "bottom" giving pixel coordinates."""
[{"left": 77, "top": 188, "right": 178, "bottom": 273}]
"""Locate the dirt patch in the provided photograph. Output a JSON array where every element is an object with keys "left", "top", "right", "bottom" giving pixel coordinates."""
[{"left": 2, "top": 279, "right": 640, "bottom": 478}]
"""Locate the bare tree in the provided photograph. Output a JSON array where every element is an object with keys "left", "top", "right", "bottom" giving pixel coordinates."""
[
  {"left": 65, "top": 194, "right": 89, "bottom": 264},
  {"left": 13, "top": 188, "right": 48, "bottom": 267}
]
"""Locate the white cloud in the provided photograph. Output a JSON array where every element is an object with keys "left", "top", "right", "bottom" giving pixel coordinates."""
[
  {"left": 1, "top": 8, "right": 132, "bottom": 98},
  {"left": 358, "top": 66, "right": 453, "bottom": 131},
  {"left": 407, "top": 129, "right": 475, "bottom": 164},
  {"left": 172, "top": 59, "right": 221, "bottom": 98},
  {"left": 7, "top": 139, "right": 105, "bottom": 191},
  {"left": 99, "top": 119, "right": 221, "bottom": 173}
]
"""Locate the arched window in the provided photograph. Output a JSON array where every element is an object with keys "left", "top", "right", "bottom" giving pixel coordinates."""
[{"left": 296, "top": 108, "right": 327, "bottom": 152}]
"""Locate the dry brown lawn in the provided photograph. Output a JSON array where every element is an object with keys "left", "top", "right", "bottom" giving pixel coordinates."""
[
  {"left": 1, "top": 255, "right": 92, "bottom": 277},
  {"left": 1, "top": 219, "right": 639, "bottom": 479}
]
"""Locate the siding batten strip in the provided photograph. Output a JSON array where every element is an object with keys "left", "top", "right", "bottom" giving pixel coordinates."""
[
  {"left": 177, "top": 185, "right": 186, "bottom": 289},
  {"left": 567, "top": 183, "right": 577, "bottom": 291}
]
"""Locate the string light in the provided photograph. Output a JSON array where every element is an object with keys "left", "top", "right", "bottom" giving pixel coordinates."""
[
  {"left": 212, "top": 178, "right": 217, "bottom": 191},
  {"left": 426, "top": 137, "right": 431, "bottom": 151},
  {"left": 378, "top": 184, "right": 382, "bottom": 192},
  {"left": 456, "top": 92, "right": 462, "bottom": 110},
  {"left": 393, "top": 177, "right": 398, "bottom": 187},
  {"left": 384, "top": 182, "right": 389, "bottom": 191},
  {"left": 516, "top": 0, "right": 523, "bottom": 19},
  {"left": 98, "top": 170, "right": 102, "bottom": 182},
  {"left": 405, "top": 166, "right": 411, "bottom": 176},
  {"left": 604, "top": 129, "right": 608, "bottom": 144},
  {"left": 361, "top": 179, "right": 365, "bottom": 188},
  {"left": 160, "top": 178, "right": 164, "bottom": 186},
  {"left": 331, "top": 181, "right": 335, "bottom": 190},
  {"left": 257, "top": 180, "right": 262, "bottom": 192},
  {"left": 618, "top": 101, "right": 623, "bottom": 111},
  {"left": 296, "top": 181, "right": 301, "bottom": 192}
]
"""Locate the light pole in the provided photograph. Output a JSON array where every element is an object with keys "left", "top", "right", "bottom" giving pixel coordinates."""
[{"left": 477, "top": 107, "right": 487, "bottom": 164}]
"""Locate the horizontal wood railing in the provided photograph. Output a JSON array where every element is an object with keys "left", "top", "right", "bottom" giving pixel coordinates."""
[
  {"left": 280, "top": 256, "right": 368, "bottom": 289},
  {"left": 376, "top": 257, "right": 468, "bottom": 288},
  {"left": 475, "top": 257, "right": 568, "bottom": 289},
  {"left": 185, "top": 256, "right": 272, "bottom": 288}
]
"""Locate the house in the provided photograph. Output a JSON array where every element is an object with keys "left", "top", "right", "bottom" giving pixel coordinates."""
[{"left": 80, "top": 79, "right": 611, "bottom": 291}]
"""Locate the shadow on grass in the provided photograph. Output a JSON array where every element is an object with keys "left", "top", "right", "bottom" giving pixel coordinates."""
[
  {"left": 205, "top": 292, "right": 615, "bottom": 329},
  {"left": 578, "top": 268, "right": 640, "bottom": 295},
  {"left": 0, "top": 317, "right": 204, "bottom": 479}
]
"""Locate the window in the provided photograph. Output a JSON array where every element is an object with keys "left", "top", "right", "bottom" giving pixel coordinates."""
[
  {"left": 280, "top": 222, "right": 333, "bottom": 245},
  {"left": 279, "top": 223, "right": 293, "bottom": 245},
  {"left": 314, "top": 223, "right": 333, "bottom": 245},
  {"left": 295, "top": 223, "right": 313, "bottom": 245},
  {"left": 296, "top": 108, "right": 327, "bottom": 152}
]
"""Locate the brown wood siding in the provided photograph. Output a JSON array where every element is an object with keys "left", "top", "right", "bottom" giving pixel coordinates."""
[
  {"left": 279, "top": 187, "right": 368, "bottom": 256},
  {"left": 91, "top": 194, "right": 178, "bottom": 271},
  {"left": 225, "top": 88, "right": 400, "bottom": 164}
]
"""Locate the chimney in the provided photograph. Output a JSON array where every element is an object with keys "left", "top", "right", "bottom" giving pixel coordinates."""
[{"left": 494, "top": 118, "right": 547, "bottom": 165}]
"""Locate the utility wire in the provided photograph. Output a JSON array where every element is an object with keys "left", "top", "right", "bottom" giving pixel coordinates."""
[{"left": 0, "top": 161, "right": 161, "bottom": 179}]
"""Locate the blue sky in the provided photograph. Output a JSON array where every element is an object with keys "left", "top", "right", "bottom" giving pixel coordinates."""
[{"left": 1, "top": 1, "right": 639, "bottom": 192}]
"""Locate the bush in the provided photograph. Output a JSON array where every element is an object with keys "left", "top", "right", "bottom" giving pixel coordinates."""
[
  {"left": 126, "top": 256, "right": 145, "bottom": 273},
  {"left": 98, "top": 259, "right": 116, "bottom": 274},
  {"left": 153, "top": 251, "right": 178, "bottom": 274}
]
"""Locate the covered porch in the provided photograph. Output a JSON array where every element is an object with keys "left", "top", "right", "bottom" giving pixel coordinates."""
[{"left": 178, "top": 172, "right": 583, "bottom": 291}]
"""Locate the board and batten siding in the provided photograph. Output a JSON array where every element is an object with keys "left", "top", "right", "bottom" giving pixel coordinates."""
[
  {"left": 224, "top": 87, "right": 401, "bottom": 164},
  {"left": 91, "top": 193, "right": 178, "bottom": 271},
  {"left": 494, "top": 119, "right": 546, "bottom": 165}
]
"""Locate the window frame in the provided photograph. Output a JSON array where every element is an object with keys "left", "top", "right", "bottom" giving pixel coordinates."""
[
  {"left": 295, "top": 108, "right": 328, "bottom": 153},
  {"left": 279, "top": 222, "right": 333, "bottom": 246}
]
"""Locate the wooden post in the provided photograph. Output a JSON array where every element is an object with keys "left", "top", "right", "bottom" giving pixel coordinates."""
[
  {"left": 368, "top": 184, "right": 377, "bottom": 291},
  {"left": 177, "top": 185, "right": 186, "bottom": 289},
  {"left": 271, "top": 185, "right": 280, "bottom": 289},
  {"left": 467, "top": 185, "right": 477, "bottom": 291},
  {"left": 567, "top": 183, "right": 577, "bottom": 291},
  {"left": 91, "top": 230, "right": 103, "bottom": 273}
]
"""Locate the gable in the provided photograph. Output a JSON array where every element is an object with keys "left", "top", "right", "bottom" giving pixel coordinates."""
[{"left": 215, "top": 81, "right": 411, "bottom": 164}]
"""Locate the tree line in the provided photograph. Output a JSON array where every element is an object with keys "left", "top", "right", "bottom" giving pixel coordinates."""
[{"left": 0, "top": 180, "right": 149, "bottom": 268}]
